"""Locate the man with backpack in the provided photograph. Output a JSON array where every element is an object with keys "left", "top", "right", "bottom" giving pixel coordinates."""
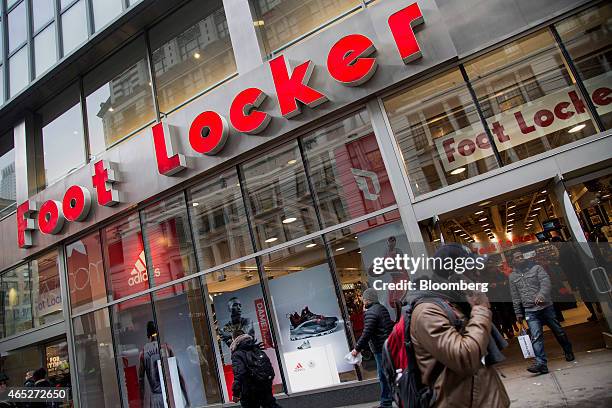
[
  {"left": 384, "top": 244, "right": 509, "bottom": 408},
  {"left": 351, "top": 288, "right": 395, "bottom": 408},
  {"left": 230, "top": 330, "right": 279, "bottom": 408}
]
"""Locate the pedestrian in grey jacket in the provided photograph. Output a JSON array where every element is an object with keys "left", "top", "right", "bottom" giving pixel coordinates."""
[{"left": 509, "top": 250, "right": 574, "bottom": 375}]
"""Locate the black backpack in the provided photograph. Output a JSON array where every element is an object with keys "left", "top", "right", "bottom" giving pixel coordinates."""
[
  {"left": 246, "top": 346, "right": 275, "bottom": 383},
  {"left": 382, "top": 297, "right": 464, "bottom": 408}
]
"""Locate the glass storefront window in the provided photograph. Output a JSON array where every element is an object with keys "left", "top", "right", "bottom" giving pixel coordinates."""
[
  {"left": 384, "top": 69, "right": 499, "bottom": 196},
  {"left": 1, "top": 264, "right": 32, "bottom": 337},
  {"left": 34, "top": 23, "right": 57, "bottom": 77},
  {"left": 153, "top": 277, "right": 223, "bottom": 405},
  {"left": 0, "top": 345, "right": 40, "bottom": 387},
  {"left": 465, "top": 29, "right": 598, "bottom": 166},
  {"left": 111, "top": 294, "right": 165, "bottom": 408},
  {"left": 8, "top": 1, "right": 26, "bottom": 53},
  {"left": 260, "top": 238, "right": 356, "bottom": 392},
  {"left": 92, "top": 0, "right": 122, "bottom": 31},
  {"left": 9, "top": 45, "right": 28, "bottom": 97},
  {"left": 188, "top": 169, "right": 253, "bottom": 270},
  {"left": 31, "top": 250, "right": 63, "bottom": 327},
  {"left": 0, "top": 133, "right": 16, "bottom": 217},
  {"left": 556, "top": 3, "right": 612, "bottom": 130},
  {"left": 203, "top": 260, "right": 284, "bottom": 397},
  {"left": 102, "top": 213, "right": 148, "bottom": 301},
  {"left": 241, "top": 141, "right": 319, "bottom": 249},
  {"left": 150, "top": 0, "right": 237, "bottom": 113},
  {"left": 85, "top": 37, "right": 155, "bottom": 157},
  {"left": 38, "top": 84, "right": 86, "bottom": 187},
  {"left": 324, "top": 211, "right": 408, "bottom": 379},
  {"left": 66, "top": 232, "right": 108, "bottom": 314},
  {"left": 251, "top": 0, "right": 362, "bottom": 55},
  {"left": 61, "top": 0, "right": 88, "bottom": 55},
  {"left": 141, "top": 194, "right": 197, "bottom": 285},
  {"left": 73, "top": 308, "right": 122, "bottom": 408},
  {"left": 302, "top": 110, "right": 396, "bottom": 228},
  {"left": 33, "top": 0, "right": 55, "bottom": 32}
]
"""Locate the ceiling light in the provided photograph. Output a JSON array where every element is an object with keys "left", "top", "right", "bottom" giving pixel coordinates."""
[
  {"left": 264, "top": 237, "right": 278, "bottom": 243},
  {"left": 507, "top": 219, "right": 514, "bottom": 223},
  {"left": 479, "top": 201, "right": 491, "bottom": 206},
  {"left": 192, "top": 202, "right": 199, "bottom": 207},
  {"left": 282, "top": 217, "right": 297, "bottom": 224},
  {"left": 602, "top": 194, "right": 611, "bottom": 198},
  {"left": 532, "top": 207, "right": 542, "bottom": 211},
  {"left": 479, "top": 217, "right": 487, "bottom": 222},
  {"left": 108, "top": 107, "right": 114, "bottom": 112},
  {"left": 482, "top": 223, "right": 489, "bottom": 227},
  {"left": 193, "top": 52, "right": 201, "bottom": 59},
  {"left": 336, "top": 247, "right": 345, "bottom": 251},
  {"left": 541, "top": 190, "right": 547, "bottom": 194},
  {"left": 485, "top": 228, "right": 491, "bottom": 232},
  {"left": 450, "top": 167, "right": 466, "bottom": 175},
  {"left": 287, "top": 159, "right": 297, "bottom": 165},
  {"left": 454, "top": 229, "right": 462, "bottom": 233},
  {"left": 433, "top": 238, "right": 441, "bottom": 242},
  {"left": 357, "top": 250, "right": 362, "bottom": 253},
  {"left": 305, "top": 243, "right": 317, "bottom": 248},
  {"left": 475, "top": 210, "right": 484, "bottom": 215},
  {"left": 568, "top": 123, "right": 586, "bottom": 133},
  {"left": 507, "top": 212, "right": 515, "bottom": 216},
  {"left": 507, "top": 204, "right": 516, "bottom": 209},
  {"left": 536, "top": 199, "right": 546, "bottom": 203},
  {"left": 254, "top": 20, "right": 265, "bottom": 26},
  {"left": 354, "top": 236, "right": 358, "bottom": 239},
  {"left": 507, "top": 223, "right": 513, "bottom": 227}
]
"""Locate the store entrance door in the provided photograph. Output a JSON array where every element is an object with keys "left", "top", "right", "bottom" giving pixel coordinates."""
[
  {"left": 419, "top": 180, "right": 609, "bottom": 363},
  {"left": 556, "top": 172, "right": 612, "bottom": 345}
]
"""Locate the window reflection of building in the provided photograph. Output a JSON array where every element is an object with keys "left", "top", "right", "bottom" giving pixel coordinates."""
[
  {"left": 555, "top": 3, "right": 612, "bottom": 129},
  {"left": 189, "top": 171, "right": 253, "bottom": 270},
  {"left": 253, "top": 0, "right": 361, "bottom": 54},
  {"left": 152, "top": 5, "right": 236, "bottom": 113},
  {"left": 241, "top": 142, "right": 319, "bottom": 249},
  {"left": 466, "top": 29, "right": 598, "bottom": 165},
  {"left": 94, "top": 60, "right": 153, "bottom": 148},
  {"left": 384, "top": 70, "right": 498, "bottom": 195}
]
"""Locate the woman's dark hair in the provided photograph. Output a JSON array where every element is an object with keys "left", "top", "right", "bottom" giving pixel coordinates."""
[
  {"left": 33, "top": 368, "right": 47, "bottom": 381},
  {"left": 146, "top": 321, "right": 157, "bottom": 338}
]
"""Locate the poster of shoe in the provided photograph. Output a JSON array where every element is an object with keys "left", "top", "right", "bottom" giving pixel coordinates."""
[{"left": 268, "top": 264, "right": 353, "bottom": 392}]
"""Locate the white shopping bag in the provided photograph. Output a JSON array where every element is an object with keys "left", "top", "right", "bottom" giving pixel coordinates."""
[
  {"left": 517, "top": 329, "right": 535, "bottom": 359},
  {"left": 344, "top": 352, "right": 363, "bottom": 365}
]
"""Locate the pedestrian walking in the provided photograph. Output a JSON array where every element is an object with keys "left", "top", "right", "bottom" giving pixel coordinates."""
[
  {"left": 408, "top": 244, "right": 509, "bottom": 408},
  {"left": 230, "top": 330, "right": 279, "bottom": 408},
  {"left": 509, "top": 249, "right": 575, "bottom": 375},
  {"left": 351, "top": 288, "right": 394, "bottom": 408}
]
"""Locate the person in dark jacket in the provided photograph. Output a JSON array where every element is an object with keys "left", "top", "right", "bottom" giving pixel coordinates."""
[
  {"left": 230, "top": 330, "right": 280, "bottom": 408},
  {"left": 351, "top": 288, "right": 394, "bottom": 408},
  {"left": 509, "top": 250, "right": 574, "bottom": 375}
]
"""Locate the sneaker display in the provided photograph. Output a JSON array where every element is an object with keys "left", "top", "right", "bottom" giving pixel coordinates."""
[
  {"left": 297, "top": 340, "right": 311, "bottom": 350},
  {"left": 288, "top": 306, "right": 339, "bottom": 341}
]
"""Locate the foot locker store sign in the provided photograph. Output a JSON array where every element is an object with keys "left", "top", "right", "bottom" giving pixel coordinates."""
[
  {"left": 436, "top": 73, "right": 611, "bottom": 171},
  {"left": 15, "top": 1, "right": 456, "bottom": 250}
]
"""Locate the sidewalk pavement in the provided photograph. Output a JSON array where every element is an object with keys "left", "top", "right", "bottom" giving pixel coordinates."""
[{"left": 341, "top": 348, "right": 612, "bottom": 408}]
